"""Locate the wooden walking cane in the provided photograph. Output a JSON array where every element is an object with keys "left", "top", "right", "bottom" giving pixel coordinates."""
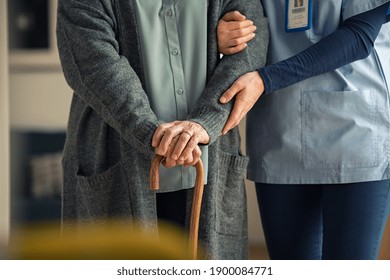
[{"left": 149, "top": 155, "right": 204, "bottom": 260}]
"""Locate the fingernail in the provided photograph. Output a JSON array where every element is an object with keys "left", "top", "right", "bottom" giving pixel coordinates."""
[
  {"left": 220, "top": 97, "right": 226, "bottom": 103},
  {"left": 172, "top": 155, "right": 178, "bottom": 160}
]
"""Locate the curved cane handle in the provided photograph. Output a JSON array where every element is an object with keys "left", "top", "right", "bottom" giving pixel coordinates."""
[{"left": 149, "top": 155, "right": 204, "bottom": 260}]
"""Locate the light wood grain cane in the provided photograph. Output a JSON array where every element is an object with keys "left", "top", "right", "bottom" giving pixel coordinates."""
[{"left": 149, "top": 155, "right": 204, "bottom": 260}]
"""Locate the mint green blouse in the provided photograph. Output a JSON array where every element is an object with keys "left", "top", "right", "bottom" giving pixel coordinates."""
[{"left": 134, "top": 0, "right": 208, "bottom": 192}]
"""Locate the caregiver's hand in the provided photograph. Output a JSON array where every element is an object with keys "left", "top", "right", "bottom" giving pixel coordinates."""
[
  {"left": 218, "top": 11, "right": 257, "bottom": 55},
  {"left": 219, "top": 71, "right": 265, "bottom": 135}
]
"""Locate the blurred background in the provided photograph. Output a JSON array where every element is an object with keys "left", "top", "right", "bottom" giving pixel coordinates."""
[
  {"left": 6, "top": 0, "right": 68, "bottom": 228},
  {"left": 0, "top": 0, "right": 389, "bottom": 260}
]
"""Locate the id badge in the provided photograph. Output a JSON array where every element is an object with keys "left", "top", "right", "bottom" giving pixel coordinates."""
[{"left": 285, "top": 0, "right": 312, "bottom": 32}]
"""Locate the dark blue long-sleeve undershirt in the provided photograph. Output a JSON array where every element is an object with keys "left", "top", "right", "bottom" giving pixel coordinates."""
[{"left": 259, "top": 3, "right": 390, "bottom": 95}]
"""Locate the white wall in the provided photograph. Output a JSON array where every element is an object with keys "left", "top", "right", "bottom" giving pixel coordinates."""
[
  {"left": 10, "top": 71, "right": 72, "bottom": 130},
  {"left": 0, "top": 0, "right": 10, "bottom": 246},
  {"left": 9, "top": 0, "right": 71, "bottom": 131}
]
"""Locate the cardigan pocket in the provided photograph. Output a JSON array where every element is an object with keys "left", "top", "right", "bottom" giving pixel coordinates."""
[
  {"left": 302, "top": 90, "right": 379, "bottom": 169},
  {"left": 75, "top": 160, "right": 131, "bottom": 219},
  {"left": 215, "top": 151, "right": 249, "bottom": 236}
]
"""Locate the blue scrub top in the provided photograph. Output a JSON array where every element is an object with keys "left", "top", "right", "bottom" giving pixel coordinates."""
[{"left": 247, "top": 0, "right": 390, "bottom": 184}]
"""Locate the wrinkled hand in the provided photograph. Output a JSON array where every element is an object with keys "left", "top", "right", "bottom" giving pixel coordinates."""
[
  {"left": 152, "top": 121, "right": 210, "bottom": 167},
  {"left": 217, "top": 11, "right": 257, "bottom": 55},
  {"left": 159, "top": 135, "right": 203, "bottom": 168},
  {"left": 219, "top": 71, "right": 265, "bottom": 135}
]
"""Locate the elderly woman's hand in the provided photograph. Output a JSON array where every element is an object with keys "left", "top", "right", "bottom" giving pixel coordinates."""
[
  {"left": 152, "top": 121, "right": 210, "bottom": 167},
  {"left": 159, "top": 135, "right": 203, "bottom": 168},
  {"left": 218, "top": 11, "right": 257, "bottom": 55}
]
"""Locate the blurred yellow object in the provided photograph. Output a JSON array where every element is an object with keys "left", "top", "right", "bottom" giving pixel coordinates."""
[{"left": 5, "top": 219, "right": 203, "bottom": 260}]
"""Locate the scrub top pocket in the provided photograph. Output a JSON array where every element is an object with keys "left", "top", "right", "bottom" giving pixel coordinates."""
[{"left": 302, "top": 90, "right": 379, "bottom": 169}]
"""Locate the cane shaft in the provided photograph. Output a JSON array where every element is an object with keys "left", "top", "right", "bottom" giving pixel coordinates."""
[
  {"left": 188, "top": 160, "right": 204, "bottom": 260},
  {"left": 149, "top": 155, "right": 204, "bottom": 260}
]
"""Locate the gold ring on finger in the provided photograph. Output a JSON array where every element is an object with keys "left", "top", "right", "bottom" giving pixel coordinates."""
[{"left": 182, "top": 131, "right": 192, "bottom": 138}]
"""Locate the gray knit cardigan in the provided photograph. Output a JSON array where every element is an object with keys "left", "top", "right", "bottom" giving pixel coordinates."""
[{"left": 56, "top": 0, "right": 268, "bottom": 259}]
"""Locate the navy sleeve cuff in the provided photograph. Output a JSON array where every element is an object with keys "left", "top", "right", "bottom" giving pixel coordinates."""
[{"left": 258, "top": 67, "right": 272, "bottom": 95}]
